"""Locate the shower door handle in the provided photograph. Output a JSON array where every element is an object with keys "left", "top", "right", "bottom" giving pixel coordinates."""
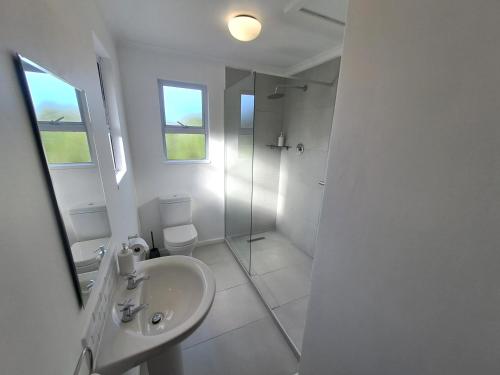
[{"left": 318, "top": 180, "right": 325, "bottom": 186}]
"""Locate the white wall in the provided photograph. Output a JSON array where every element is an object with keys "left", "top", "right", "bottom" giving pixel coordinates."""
[
  {"left": 118, "top": 42, "right": 226, "bottom": 247},
  {"left": 0, "top": 0, "right": 138, "bottom": 373},
  {"left": 277, "top": 59, "right": 340, "bottom": 257},
  {"left": 300, "top": 1, "right": 500, "bottom": 374}
]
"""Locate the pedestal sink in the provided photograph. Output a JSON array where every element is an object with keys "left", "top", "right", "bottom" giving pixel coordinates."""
[{"left": 96, "top": 256, "right": 216, "bottom": 375}]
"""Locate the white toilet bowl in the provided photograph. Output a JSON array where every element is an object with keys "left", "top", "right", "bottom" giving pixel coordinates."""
[
  {"left": 71, "top": 237, "right": 109, "bottom": 274},
  {"left": 163, "top": 224, "right": 198, "bottom": 256}
]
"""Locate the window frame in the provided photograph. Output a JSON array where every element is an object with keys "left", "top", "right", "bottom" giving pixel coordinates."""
[
  {"left": 24, "top": 62, "right": 95, "bottom": 169},
  {"left": 97, "top": 57, "right": 118, "bottom": 173},
  {"left": 158, "top": 79, "right": 209, "bottom": 163},
  {"left": 239, "top": 92, "right": 255, "bottom": 135},
  {"left": 96, "top": 55, "right": 128, "bottom": 184}
]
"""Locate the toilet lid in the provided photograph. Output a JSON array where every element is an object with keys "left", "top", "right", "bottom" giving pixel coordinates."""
[
  {"left": 163, "top": 224, "right": 197, "bottom": 247},
  {"left": 71, "top": 237, "right": 109, "bottom": 267}
]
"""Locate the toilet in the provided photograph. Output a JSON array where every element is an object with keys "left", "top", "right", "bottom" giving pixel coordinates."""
[
  {"left": 71, "top": 237, "right": 108, "bottom": 273},
  {"left": 159, "top": 194, "right": 198, "bottom": 256},
  {"left": 69, "top": 203, "right": 111, "bottom": 273}
]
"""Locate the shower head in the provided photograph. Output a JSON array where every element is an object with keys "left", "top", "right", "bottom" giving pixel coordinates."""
[
  {"left": 267, "top": 84, "right": 308, "bottom": 99},
  {"left": 267, "top": 91, "right": 285, "bottom": 99}
]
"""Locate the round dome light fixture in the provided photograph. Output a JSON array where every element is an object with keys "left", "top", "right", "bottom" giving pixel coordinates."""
[{"left": 228, "top": 15, "right": 262, "bottom": 42}]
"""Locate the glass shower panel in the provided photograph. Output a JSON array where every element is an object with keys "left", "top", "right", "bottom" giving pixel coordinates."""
[
  {"left": 224, "top": 58, "right": 341, "bottom": 355},
  {"left": 248, "top": 73, "right": 287, "bottom": 276},
  {"left": 250, "top": 70, "right": 339, "bottom": 353},
  {"left": 224, "top": 73, "right": 255, "bottom": 272}
]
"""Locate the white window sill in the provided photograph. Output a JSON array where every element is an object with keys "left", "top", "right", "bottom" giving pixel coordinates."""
[
  {"left": 162, "top": 159, "right": 211, "bottom": 165},
  {"left": 48, "top": 162, "right": 96, "bottom": 170}
]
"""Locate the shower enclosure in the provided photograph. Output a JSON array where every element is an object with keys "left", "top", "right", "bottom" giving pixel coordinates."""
[{"left": 224, "top": 59, "right": 340, "bottom": 355}]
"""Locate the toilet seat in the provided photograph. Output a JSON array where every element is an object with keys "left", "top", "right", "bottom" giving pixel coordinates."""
[
  {"left": 163, "top": 224, "right": 198, "bottom": 247},
  {"left": 71, "top": 237, "right": 109, "bottom": 273},
  {"left": 71, "top": 237, "right": 108, "bottom": 267}
]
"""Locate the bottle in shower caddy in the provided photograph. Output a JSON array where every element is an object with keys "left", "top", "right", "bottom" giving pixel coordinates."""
[{"left": 278, "top": 131, "right": 285, "bottom": 147}]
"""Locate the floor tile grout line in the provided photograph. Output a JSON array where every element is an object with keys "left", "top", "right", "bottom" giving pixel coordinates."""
[
  {"left": 181, "top": 316, "right": 271, "bottom": 351},
  {"left": 272, "top": 294, "right": 310, "bottom": 311},
  {"left": 254, "top": 258, "right": 313, "bottom": 277},
  {"left": 273, "top": 292, "right": 311, "bottom": 310},
  {"left": 214, "top": 280, "right": 249, "bottom": 294},
  {"left": 194, "top": 250, "right": 243, "bottom": 267},
  {"left": 193, "top": 248, "right": 250, "bottom": 293},
  {"left": 243, "top": 231, "right": 313, "bottom": 259},
  {"left": 192, "top": 254, "right": 234, "bottom": 266},
  {"left": 251, "top": 277, "right": 280, "bottom": 307}
]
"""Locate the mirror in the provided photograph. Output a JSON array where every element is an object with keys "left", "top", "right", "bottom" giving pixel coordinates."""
[{"left": 15, "top": 55, "right": 111, "bottom": 306}]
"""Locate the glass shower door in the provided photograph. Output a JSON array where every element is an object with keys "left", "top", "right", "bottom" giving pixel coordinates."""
[
  {"left": 224, "top": 73, "right": 255, "bottom": 272},
  {"left": 224, "top": 60, "right": 341, "bottom": 355}
]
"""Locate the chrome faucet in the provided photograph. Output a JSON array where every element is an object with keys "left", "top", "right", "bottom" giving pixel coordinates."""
[
  {"left": 118, "top": 299, "right": 149, "bottom": 323},
  {"left": 126, "top": 272, "right": 150, "bottom": 290}
]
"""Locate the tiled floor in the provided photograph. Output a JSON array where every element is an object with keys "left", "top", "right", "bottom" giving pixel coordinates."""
[
  {"left": 180, "top": 242, "right": 298, "bottom": 375},
  {"left": 226, "top": 235, "right": 251, "bottom": 270},
  {"left": 227, "top": 231, "right": 313, "bottom": 352},
  {"left": 274, "top": 296, "right": 310, "bottom": 352}
]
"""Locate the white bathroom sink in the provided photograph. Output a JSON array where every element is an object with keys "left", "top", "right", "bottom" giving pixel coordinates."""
[{"left": 96, "top": 256, "right": 215, "bottom": 374}]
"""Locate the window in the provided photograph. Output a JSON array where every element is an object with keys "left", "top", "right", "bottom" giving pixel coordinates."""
[
  {"left": 240, "top": 94, "right": 254, "bottom": 129},
  {"left": 97, "top": 58, "right": 116, "bottom": 170},
  {"left": 158, "top": 80, "right": 208, "bottom": 161},
  {"left": 239, "top": 93, "right": 254, "bottom": 158},
  {"left": 24, "top": 66, "right": 93, "bottom": 166},
  {"left": 96, "top": 56, "right": 128, "bottom": 184}
]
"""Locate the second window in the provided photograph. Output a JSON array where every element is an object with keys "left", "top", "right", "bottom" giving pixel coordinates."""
[{"left": 158, "top": 80, "right": 208, "bottom": 161}]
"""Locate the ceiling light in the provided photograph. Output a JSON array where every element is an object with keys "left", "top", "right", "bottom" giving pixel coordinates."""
[{"left": 228, "top": 15, "right": 262, "bottom": 42}]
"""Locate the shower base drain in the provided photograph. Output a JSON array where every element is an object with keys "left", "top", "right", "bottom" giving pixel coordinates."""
[{"left": 151, "top": 312, "right": 164, "bottom": 325}]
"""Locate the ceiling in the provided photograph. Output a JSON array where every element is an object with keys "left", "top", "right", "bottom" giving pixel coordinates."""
[{"left": 96, "top": 0, "right": 348, "bottom": 75}]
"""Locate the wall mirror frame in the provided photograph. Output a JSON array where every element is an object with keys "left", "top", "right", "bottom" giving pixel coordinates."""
[{"left": 14, "top": 53, "right": 112, "bottom": 307}]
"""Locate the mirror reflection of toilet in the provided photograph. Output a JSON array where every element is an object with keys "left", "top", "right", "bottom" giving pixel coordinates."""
[
  {"left": 159, "top": 194, "right": 198, "bottom": 256},
  {"left": 69, "top": 203, "right": 111, "bottom": 273}
]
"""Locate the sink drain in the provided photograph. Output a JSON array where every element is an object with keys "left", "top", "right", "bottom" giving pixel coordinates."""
[{"left": 151, "top": 312, "right": 164, "bottom": 325}]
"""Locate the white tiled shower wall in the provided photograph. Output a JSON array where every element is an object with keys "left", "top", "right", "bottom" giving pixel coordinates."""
[{"left": 277, "top": 58, "right": 341, "bottom": 257}]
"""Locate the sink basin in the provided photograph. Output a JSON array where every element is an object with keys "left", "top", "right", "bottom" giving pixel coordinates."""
[{"left": 96, "top": 256, "right": 215, "bottom": 375}]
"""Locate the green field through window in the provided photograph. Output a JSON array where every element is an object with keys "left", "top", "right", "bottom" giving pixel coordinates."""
[
  {"left": 165, "top": 133, "right": 206, "bottom": 160},
  {"left": 41, "top": 131, "right": 92, "bottom": 164}
]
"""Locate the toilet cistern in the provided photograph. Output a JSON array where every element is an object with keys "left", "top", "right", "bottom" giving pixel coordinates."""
[{"left": 159, "top": 194, "right": 198, "bottom": 257}]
